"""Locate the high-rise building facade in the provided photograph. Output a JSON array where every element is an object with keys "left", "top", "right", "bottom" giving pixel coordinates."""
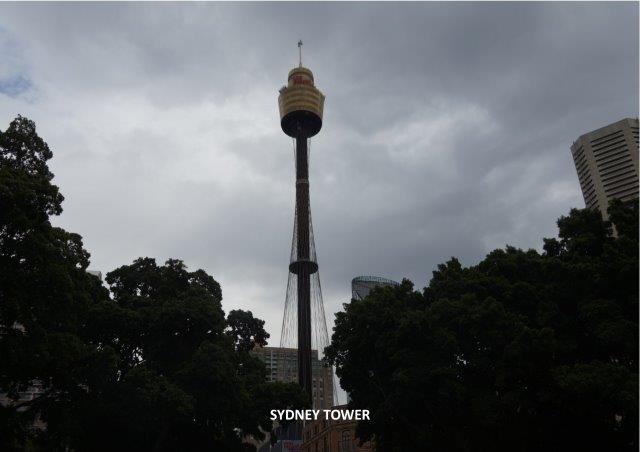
[
  {"left": 251, "top": 346, "right": 334, "bottom": 410},
  {"left": 570, "top": 118, "right": 639, "bottom": 219},
  {"left": 351, "top": 276, "right": 400, "bottom": 301}
]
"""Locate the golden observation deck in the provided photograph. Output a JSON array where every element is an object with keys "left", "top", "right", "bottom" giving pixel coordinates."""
[{"left": 278, "top": 66, "right": 325, "bottom": 138}]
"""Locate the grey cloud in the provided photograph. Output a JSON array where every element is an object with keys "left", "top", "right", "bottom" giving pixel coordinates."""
[{"left": 0, "top": 3, "right": 637, "bottom": 369}]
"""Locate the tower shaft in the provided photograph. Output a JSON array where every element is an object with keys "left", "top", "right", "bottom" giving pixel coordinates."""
[{"left": 294, "top": 134, "right": 312, "bottom": 399}]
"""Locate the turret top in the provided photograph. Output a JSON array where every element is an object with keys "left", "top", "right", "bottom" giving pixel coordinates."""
[
  {"left": 287, "top": 66, "right": 315, "bottom": 86},
  {"left": 278, "top": 42, "right": 324, "bottom": 138}
]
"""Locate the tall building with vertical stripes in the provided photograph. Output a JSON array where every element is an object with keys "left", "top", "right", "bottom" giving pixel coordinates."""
[
  {"left": 251, "top": 346, "right": 334, "bottom": 410},
  {"left": 570, "top": 118, "right": 639, "bottom": 219}
]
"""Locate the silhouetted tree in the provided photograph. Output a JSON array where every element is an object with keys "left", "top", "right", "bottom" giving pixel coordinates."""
[
  {"left": 0, "top": 116, "right": 109, "bottom": 450},
  {"left": 0, "top": 116, "right": 306, "bottom": 451},
  {"left": 227, "top": 309, "right": 270, "bottom": 353},
  {"left": 326, "top": 200, "right": 638, "bottom": 452}
]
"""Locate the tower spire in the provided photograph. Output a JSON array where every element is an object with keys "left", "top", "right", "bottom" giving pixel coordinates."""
[{"left": 298, "top": 40, "right": 303, "bottom": 67}]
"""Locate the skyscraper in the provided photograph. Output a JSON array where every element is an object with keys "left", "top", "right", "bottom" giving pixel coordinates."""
[
  {"left": 570, "top": 118, "right": 639, "bottom": 219},
  {"left": 251, "top": 346, "right": 334, "bottom": 410},
  {"left": 351, "top": 276, "right": 400, "bottom": 301}
]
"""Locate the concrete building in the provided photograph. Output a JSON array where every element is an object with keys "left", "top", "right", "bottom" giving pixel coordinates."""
[
  {"left": 570, "top": 118, "right": 639, "bottom": 219},
  {"left": 301, "top": 405, "right": 374, "bottom": 452},
  {"left": 87, "top": 270, "right": 103, "bottom": 280},
  {"left": 351, "top": 276, "right": 400, "bottom": 301},
  {"left": 0, "top": 380, "right": 46, "bottom": 430},
  {"left": 251, "top": 346, "right": 334, "bottom": 410},
  {"left": 254, "top": 423, "right": 304, "bottom": 452}
]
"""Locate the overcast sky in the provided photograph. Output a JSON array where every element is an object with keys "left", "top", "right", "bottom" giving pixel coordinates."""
[{"left": 1, "top": 3, "right": 638, "bottom": 362}]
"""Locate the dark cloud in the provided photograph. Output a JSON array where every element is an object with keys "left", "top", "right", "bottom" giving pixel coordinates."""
[{"left": 0, "top": 2, "right": 638, "bottom": 382}]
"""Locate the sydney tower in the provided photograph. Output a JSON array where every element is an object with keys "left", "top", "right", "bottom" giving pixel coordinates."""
[{"left": 277, "top": 42, "right": 326, "bottom": 402}]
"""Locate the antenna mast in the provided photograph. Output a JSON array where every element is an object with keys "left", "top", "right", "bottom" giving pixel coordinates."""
[{"left": 298, "top": 40, "right": 303, "bottom": 67}]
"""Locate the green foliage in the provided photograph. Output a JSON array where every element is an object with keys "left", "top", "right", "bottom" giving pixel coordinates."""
[
  {"left": 0, "top": 116, "right": 305, "bottom": 451},
  {"left": 227, "top": 309, "right": 270, "bottom": 353},
  {"left": 1, "top": 116, "right": 107, "bottom": 451},
  {"left": 326, "top": 200, "right": 638, "bottom": 452}
]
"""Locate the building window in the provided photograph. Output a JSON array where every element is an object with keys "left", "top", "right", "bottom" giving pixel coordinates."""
[{"left": 339, "top": 430, "right": 353, "bottom": 452}]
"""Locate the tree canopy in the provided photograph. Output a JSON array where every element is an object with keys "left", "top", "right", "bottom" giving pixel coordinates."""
[
  {"left": 326, "top": 200, "right": 638, "bottom": 452},
  {"left": 0, "top": 116, "right": 306, "bottom": 451}
]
